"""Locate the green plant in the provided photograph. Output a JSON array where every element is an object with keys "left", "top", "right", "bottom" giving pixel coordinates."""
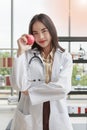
[
  {"left": 72, "top": 64, "right": 87, "bottom": 86},
  {"left": 0, "top": 68, "right": 11, "bottom": 76}
]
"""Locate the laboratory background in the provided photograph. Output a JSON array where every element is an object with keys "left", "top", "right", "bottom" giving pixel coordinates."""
[{"left": 0, "top": 0, "right": 87, "bottom": 130}]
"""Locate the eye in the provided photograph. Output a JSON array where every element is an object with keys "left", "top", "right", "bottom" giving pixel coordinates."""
[
  {"left": 42, "top": 29, "right": 48, "bottom": 33},
  {"left": 33, "top": 32, "right": 38, "bottom": 36}
]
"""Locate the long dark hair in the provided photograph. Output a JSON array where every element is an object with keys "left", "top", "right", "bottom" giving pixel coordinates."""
[{"left": 28, "top": 13, "right": 65, "bottom": 52}]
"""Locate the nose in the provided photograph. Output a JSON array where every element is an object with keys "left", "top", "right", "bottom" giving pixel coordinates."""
[{"left": 38, "top": 32, "right": 44, "bottom": 39}]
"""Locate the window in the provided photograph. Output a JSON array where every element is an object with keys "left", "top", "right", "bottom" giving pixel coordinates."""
[{"left": 0, "top": 0, "right": 87, "bottom": 98}]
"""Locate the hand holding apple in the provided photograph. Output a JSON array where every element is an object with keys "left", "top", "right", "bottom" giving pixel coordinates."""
[
  {"left": 17, "top": 34, "right": 35, "bottom": 56},
  {"left": 25, "top": 34, "right": 35, "bottom": 45}
]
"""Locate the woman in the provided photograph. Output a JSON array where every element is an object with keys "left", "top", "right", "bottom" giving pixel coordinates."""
[{"left": 10, "top": 13, "right": 73, "bottom": 130}]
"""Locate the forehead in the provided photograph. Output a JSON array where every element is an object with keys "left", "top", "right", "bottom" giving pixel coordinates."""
[{"left": 32, "top": 21, "right": 46, "bottom": 31}]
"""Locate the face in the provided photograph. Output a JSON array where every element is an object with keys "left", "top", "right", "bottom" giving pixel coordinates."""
[{"left": 32, "top": 21, "right": 52, "bottom": 49}]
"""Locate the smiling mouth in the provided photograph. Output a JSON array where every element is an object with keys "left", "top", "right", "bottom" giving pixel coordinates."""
[{"left": 39, "top": 40, "right": 46, "bottom": 44}]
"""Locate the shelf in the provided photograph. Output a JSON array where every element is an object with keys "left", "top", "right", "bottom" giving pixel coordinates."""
[
  {"left": 73, "top": 59, "right": 87, "bottom": 63},
  {"left": 68, "top": 90, "right": 87, "bottom": 100},
  {"left": 69, "top": 113, "right": 87, "bottom": 117},
  {"left": 68, "top": 90, "right": 87, "bottom": 95}
]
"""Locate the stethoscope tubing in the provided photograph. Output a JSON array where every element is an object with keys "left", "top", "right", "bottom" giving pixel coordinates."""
[{"left": 29, "top": 53, "right": 43, "bottom": 64}]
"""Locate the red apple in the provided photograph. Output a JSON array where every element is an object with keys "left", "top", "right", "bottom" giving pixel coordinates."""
[{"left": 25, "top": 34, "right": 34, "bottom": 45}]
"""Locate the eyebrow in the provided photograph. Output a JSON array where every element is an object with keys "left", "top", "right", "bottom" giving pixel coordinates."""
[
  {"left": 41, "top": 28, "right": 47, "bottom": 31},
  {"left": 32, "top": 27, "right": 47, "bottom": 33}
]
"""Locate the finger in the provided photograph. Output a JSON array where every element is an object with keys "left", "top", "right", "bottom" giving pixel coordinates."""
[
  {"left": 21, "top": 90, "right": 29, "bottom": 95},
  {"left": 18, "top": 37, "right": 27, "bottom": 45},
  {"left": 21, "top": 36, "right": 27, "bottom": 43},
  {"left": 17, "top": 36, "right": 27, "bottom": 44},
  {"left": 21, "top": 34, "right": 27, "bottom": 37},
  {"left": 24, "top": 91, "right": 28, "bottom": 95}
]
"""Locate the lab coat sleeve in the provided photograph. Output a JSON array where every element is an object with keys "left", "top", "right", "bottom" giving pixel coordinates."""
[
  {"left": 29, "top": 53, "right": 73, "bottom": 105},
  {"left": 10, "top": 53, "right": 30, "bottom": 91}
]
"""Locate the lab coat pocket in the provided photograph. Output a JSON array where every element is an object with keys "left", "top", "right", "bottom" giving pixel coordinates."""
[{"left": 11, "top": 108, "right": 33, "bottom": 130}]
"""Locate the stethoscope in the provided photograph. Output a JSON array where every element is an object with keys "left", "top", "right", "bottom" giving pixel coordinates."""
[
  {"left": 29, "top": 52, "right": 43, "bottom": 64},
  {"left": 18, "top": 52, "right": 44, "bottom": 100},
  {"left": 28, "top": 52, "right": 45, "bottom": 82}
]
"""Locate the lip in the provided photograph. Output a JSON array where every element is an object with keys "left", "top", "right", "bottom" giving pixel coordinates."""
[{"left": 39, "top": 40, "right": 46, "bottom": 44}]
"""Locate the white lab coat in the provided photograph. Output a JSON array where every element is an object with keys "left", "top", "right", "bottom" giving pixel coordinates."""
[{"left": 10, "top": 48, "right": 73, "bottom": 130}]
